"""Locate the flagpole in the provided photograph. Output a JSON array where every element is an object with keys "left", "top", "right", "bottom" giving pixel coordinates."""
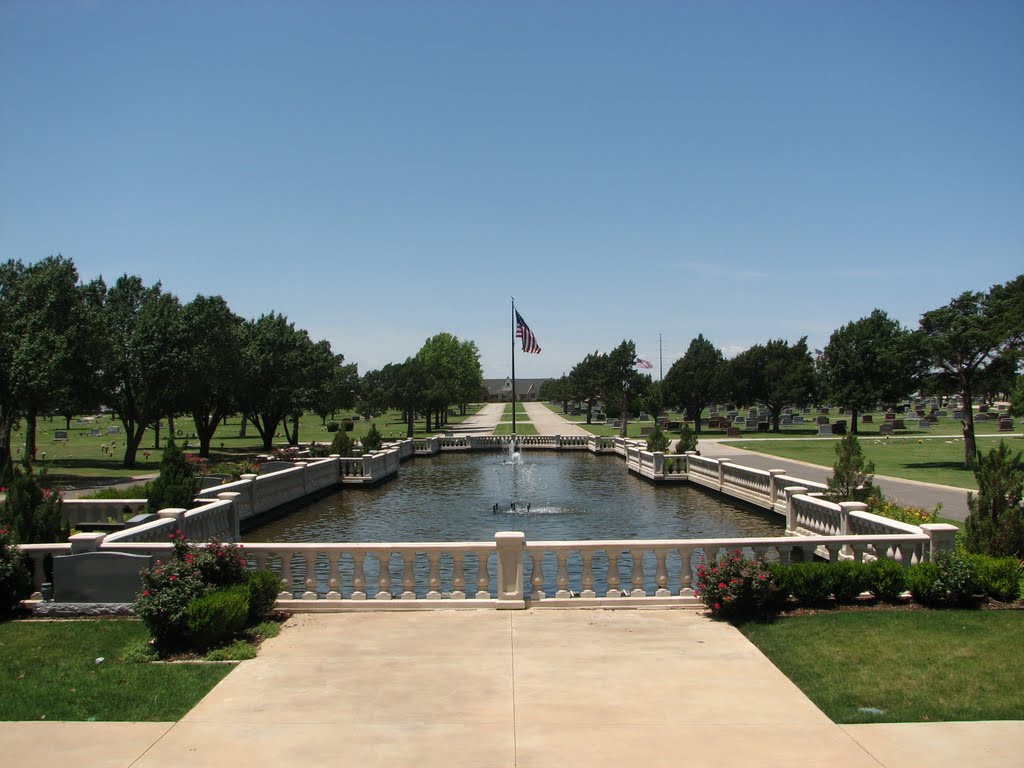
[{"left": 511, "top": 296, "right": 516, "bottom": 436}]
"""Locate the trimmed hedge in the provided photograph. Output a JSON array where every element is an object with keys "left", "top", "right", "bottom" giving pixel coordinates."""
[
  {"left": 245, "top": 569, "right": 282, "bottom": 624},
  {"left": 184, "top": 584, "right": 250, "bottom": 651}
]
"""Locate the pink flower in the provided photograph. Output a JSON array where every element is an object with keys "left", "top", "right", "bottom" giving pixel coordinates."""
[
  {"left": 718, "top": 582, "right": 727, "bottom": 589},
  {"left": 714, "top": 602, "right": 721, "bottom": 610}
]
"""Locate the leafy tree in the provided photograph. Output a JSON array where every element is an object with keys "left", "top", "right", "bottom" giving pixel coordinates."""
[
  {"left": 178, "top": 295, "right": 244, "bottom": 458},
  {"left": 311, "top": 361, "right": 359, "bottom": 424},
  {"left": 1010, "top": 376, "right": 1024, "bottom": 419},
  {"left": 391, "top": 357, "right": 428, "bottom": 437},
  {"left": 663, "top": 334, "right": 725, "bottom": 433},
  {"left": 602, "top": 340, "right": 650, "bottom": 438},
  {"left": 97, "top": 276, "right": 186, "bottom": 468},
  {"left": 538, "top": 375, "right": 569, "bottom": 408},
  {"left": 964, "top": 441, "right": 1024, "bottom": 558},
  {"left": 236, "top": 313, "right": 325, "bottom": 451},
  {"left": 917, "top": 289, "right": 1007, "bottom": 467},
  {"left": 0, "top": 256, "right": 100, "bottom": 476},
  {"left": 329, "top": 429, "right": 354, "bottom": 457},
  {"left": 826, "top": 434, "right": 879, "bottom": 502},
  {"left": 819, "top": 310, "right": 916, "bottom": 433},
  {"left": 729, "top": 338, "right": 816, "bottom": 431},
  {"left": 568, "top": 351, "right": 605, "bottom": 424},
  {"left": 417, "top": 333, "right": 483, "bottom": 429},
  {"left": 282, "top": 338, "right": 339, "bottom": 446},
  {"left": 641, "top": 380, "right": 666, "bottom": 424}
]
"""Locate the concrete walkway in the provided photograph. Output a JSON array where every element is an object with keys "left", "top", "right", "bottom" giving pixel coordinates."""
[
  {"left": 522, "top": 401, "right": 592, "bottom": 436},
  {"left": 449, "top": 402, "right": 506, "bottom": 435},
  {"left": 2, "top": 610, "right": 1020, "bottom": 767}
]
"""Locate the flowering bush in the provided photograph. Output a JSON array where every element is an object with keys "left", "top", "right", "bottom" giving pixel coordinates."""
[
  {"left": 867, "top": 497, "right": 940, "bottom": 526},
  {"left": 0, "top": 526, "right": 31, "bottom": 615},
  {"left": 135, "top": 530, "right": 250, "bottom": 650},
  {"left": 185, "top": 453, "right": 210, "bottom": 477},
  {"left": 696, "top": 549, "right": 780, "bottom": 618}
]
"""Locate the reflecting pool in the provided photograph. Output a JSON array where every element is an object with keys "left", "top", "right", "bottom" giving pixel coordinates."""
[{"left": 244, "top": 451, "right": 783, "bottom": 543}]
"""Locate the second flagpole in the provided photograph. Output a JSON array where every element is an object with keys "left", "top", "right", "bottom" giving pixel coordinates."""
[{"left": 511, "top": 296, "right": 516, "bottom": 435}]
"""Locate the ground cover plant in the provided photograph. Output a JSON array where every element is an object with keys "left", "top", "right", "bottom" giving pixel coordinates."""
[
  {"left": 740, "top": 610, "right": 1024, "bottom": 723},
  {"left": 0, "top": 619, "right": 234, "bottom": 721}
]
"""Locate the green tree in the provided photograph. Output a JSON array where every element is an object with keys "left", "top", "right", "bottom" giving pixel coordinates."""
[
  {"left": 417, "top": 332, "right": 482, "bottom": 430},
  {"left": 97, "top": 276, "right": 186, "bottom": 468},
  {"left": 602, "top": 340, "right": 650, "bottom": 438},
  {"left": 179, "top": 295, "right": 245, "bottom": 458},
  {"left": 729, "top": 337, "right": 816, "bottom": 431},
  {"left": 964, "top": 441, "right": 1024, "bottom": 558},
  {"left": 0, "top": 256, "right": 100, "bottom": 475},
  {"left": 819, "top": 310, "right": 917, "bottom": 434},
  {"left": 917, "top": 290, "right": 1006, "bottom": 467},
  {"left": 663, "top": 334, "right": 725, "bottom": 433},
  {"left": 0, "top": 461, "right": 68, "bottom": 544},
  {"left": 282, "top": 338, "right": 339, "bottom": 446},
  {"left": 826, "top": 433, "right": 879, "bottom": 502},
  {"left": 1010, "top": 375, "right": 1024, "bottom": 419},
  {"left": 569, "top": 351, "right": 605, "bottom": 424},
  {"left": 147, "top": 440, "right": 200, "bottom": 513}
]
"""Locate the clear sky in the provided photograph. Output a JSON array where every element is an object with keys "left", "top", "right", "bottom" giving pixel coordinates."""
[{"left": 2, "top": 1, "right": 1022, "bottom": 379}]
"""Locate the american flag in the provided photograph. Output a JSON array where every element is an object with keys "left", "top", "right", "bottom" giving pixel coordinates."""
[
  {"left": 635, "top": 358, "right": 654, "bottom": 369},
  {"left": 515, "top": 310, "right": 541, "bottom": 354}
]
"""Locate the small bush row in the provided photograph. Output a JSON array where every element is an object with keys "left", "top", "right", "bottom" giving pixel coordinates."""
[
  {"left": 134, "top": 531, "right": 282, "bottom": 653},
  {"left": 697, "top": 549, "right": 1022, "bottom": 618}
]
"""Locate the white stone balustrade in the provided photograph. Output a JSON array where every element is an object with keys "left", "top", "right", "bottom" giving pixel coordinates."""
[{"left": 61, "top": 499, "right": 149, "bottom": 528}]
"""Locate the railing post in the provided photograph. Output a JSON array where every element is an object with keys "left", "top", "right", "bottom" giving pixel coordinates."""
[
  {"left": 216, "top": 491, "right": 242, "bottom": 541},
  {"left": 494, "top": 532, "right": 526, "bottom": 609},
  {"left": 921, "top": 523, "right": 959, "bottom": 560},
  {"left": 69, "top": 531, "right": 106, "bottom": 553},
  {"left": 837, "top": 501, "right": 867, "bottom": 537},
  {"left": 652, "top": 451, "right": 664, "bottom": 477},
  {"left": 157, "top": 508, "right": 186, "bottom": 532},
  {"left": 717, "top": 460, "right": 726, "bottom": 490},
  {"left": 684, "top": 451, "right": 698, "bottom": 479},
  {"left": 768, "top": 469, "right": 787, "bottom": 506},
  {"left": 783, "top": 487, "right": 807, "bottom": 532},
  {"left": 240, "top": 473, "right": 258, "bottom": 517}
]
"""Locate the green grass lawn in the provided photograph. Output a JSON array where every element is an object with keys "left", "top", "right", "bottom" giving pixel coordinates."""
[
  {"left": 0, "top": 619, "right": 233, "bottom": 721},
  {"left": 493, "top": 422, "right": 539, "bottom": 435},
  {"left": 740, "top": 610, "right": 1024, "bottom": 723},
  {"left": 728, "top": 434, "right": 1024, "bottom": 489},
  {"left": 502, "top": 402, "right": 528, "bottom": 416}
]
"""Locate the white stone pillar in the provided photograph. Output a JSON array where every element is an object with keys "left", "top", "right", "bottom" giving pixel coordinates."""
[
  {"left": 216, "top": 491, "right": 242, "bottom": 542},
  {"left": 768, "top": 469, "right": 787, "bottom": 506},
  {"left": 783, "top": 487, "right": 807, "bottom": 532},
  {"left": 921, "top": 523, "right": 959, "bottom": 560},
  {"left": 494, "top": 532, "right": 526, "bottom": 609}
]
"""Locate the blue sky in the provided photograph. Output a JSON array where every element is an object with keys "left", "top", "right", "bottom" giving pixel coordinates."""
[{"left": 2, "top": 1, "right": 1022, "bottom": 379}]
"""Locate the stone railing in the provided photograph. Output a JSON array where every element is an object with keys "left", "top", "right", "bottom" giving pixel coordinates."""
[{"left": 62, "top": 499, "right": 149, "bottom": 528}]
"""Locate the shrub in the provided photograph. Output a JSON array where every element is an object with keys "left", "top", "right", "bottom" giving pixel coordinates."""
[
  {"left": 964, "top": 441, "right": 1024, "bottom": 558},
  {"left": 342, "top": 419, "right": 354, "bottom": 432},
  {"left": 0, "top": 526, "right": 31, "bottom": 615},
  {"left": 170, "top": 531, "right": 248, "bottom": 588},
  {"left": 786, "top": 562, "right": 834, "bottom": 606},
  {"left": 646, "top": 424, "right": 670, "bottom": 453},
  {"left": 361, "top": 423, "right": 383, "bottom": 452},
  {"left": 969, "top": 554, "right": 1021, "bottom": 602},
  {"left": 245, "top": 569, "right": 282, "bottom": 623},
  {"left": 867, "top": 558, "right": 907, "bottom": 602},
  {"left": 326, "top": 421, "right": 340, "bottom": 433},
  {"left": 830, "top": 560, "right": 871, "bottom": 604},
  {"left": 147, "top": 441, "right": 200, "bottom": 513},
  {"left": 675, "top": 422, "right": 698, "bottom": 454},
  {"left": 184, "top": 584, "right": 250, "bottom": 651},
  {"left": 696, "top": 549, "right": 779, "bottom": 618},
  {"left": 907, "top": 562, "right": 944, "bottom": 606},
  {"left": 0, "top": 461, "right": 68, "bottom": 544},
  {"left": 135, "top": 558, "right": 209, "bottom": 648},
  {"left": 330, "top": 430, "right": 354, "bottom": 457},
  {"left": 827, "top": 434, "right": 879, "bottom": 502},
  {"left": 908, "top": 551, "right": 979, "bottom": 607}
]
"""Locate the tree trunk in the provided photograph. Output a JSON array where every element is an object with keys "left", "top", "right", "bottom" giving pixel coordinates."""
[
  {"left": 239, "top": 416, "right": 247, "bottom": 438},
  {"left": 152, "top": 420, "right": 161, "bottom": 450},
  {"left": 121, "top": 420, "right": 147, "bottom": 469},
  {"left": 291, "top": 413, "right": 300, "bottom": 445},
  {"left": 851, "top": 407, "right": 859, "bottom": 435},
  {"left": 25, "top": 408, "right": 37, "bottom": 462},
  {"left": 425, "top": 411, "right": 432, "bottom": 431},
  {"left": 0, "top": 407, "right": 15, "bottom": 479},
  {"left": 619, "top": 394, "right": 629, "bottom": 438},
  {"left": 193, "top": 410, "right": 221, "bottom": 459},
  {"left": 406, "top": 411, "right": 414, "bottom": 437},
  {"left": 961, "top": 381, "right": 978, "bottom": 468}
]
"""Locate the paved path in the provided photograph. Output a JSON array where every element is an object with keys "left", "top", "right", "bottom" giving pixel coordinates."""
[
  {"left": 3, "top": 610, "right": 1019, "bottom": 767},
  {"left": 522, "top": 401, "right": 592, "bottom": 435},
  {"left": 448, "top": 402, "right": 506, "bottom": 435}
]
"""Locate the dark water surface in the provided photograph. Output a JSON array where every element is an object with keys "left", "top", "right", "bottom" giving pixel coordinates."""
[{"left": 244, "top": 452, "right": 783, "bottom": 543}]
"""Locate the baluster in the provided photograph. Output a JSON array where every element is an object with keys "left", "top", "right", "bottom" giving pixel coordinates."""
[
  {"left": 555, "top": 551, "right": 570, "bottom": 599},
  {"left": 451, "top": 552, "right": 466, "bottom": 599},
  {"left": 351, "top": 551, "right": 367, "bottom": 599},
  {"left": 326, "top": 552, "right": 341, "bottom": 599},
  {"left": 580, "top": 550, "right": 596, "bottom": 598},
  {"left": 630, "top": 549, "right": 647, "bottom": 596},
  {"left": 375, "top": 551, "right": 392, "bottom": 599},
  {"left": 606, "top": 548, "right": 622, "bottom": 597},
  {"left": 401, "top": 552, "right": 416, "bottom": 599},
  {"left": 654, "top": 548, "right": 670, "bottom": 597},
  {"left": 302, "top": 551, "right": 318, "bottom": 600},
  {"left": 426, "top": 552, "right": 442, "bottom": 599},
  {"left": 679, "top": 547, "right": 694, "bottom": 597},
  {"left": 530, "top": 551, "right": 546, "bottom": 601},
  {"left": 475, "top": 548, "right": 491, "bottom": 599},
  {"left": 276, "top": 549, "right": 294, "bottom": 599}
]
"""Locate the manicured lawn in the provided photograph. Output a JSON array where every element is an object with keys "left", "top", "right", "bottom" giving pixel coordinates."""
[
  {"left": 0, "top": 619, "right": 233, "bottom": 721},
  {"left": 740, "top": 610, "right": 1024, "bottom": 723},
  {"left": 493, "top": 422, "right": 539, "bottom": 435},
  {"left": 502, "top": 402, "right": 528, "bottom": 416},
  {"left": 728, "top": 435, "right": 1024, "bottom": 490}
]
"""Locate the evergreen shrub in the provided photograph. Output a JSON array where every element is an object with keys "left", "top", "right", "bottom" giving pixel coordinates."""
[
  {"left": 147, "top": 441, "right": 200, "bottom": 513},
  {"left": 968, "top": 554, "right": 1021, "bottom": 602},
  {"left": 867, "top": 558, "right": 907, "bottom": 603},
  {"left": 245, "top": 569, "right": 282, "bottom": 623},
  {"left": 0, "top": 526, "right": 31, "bottom": 615},
  {"left": 786, "top": 562, "right": 834, "bottom": 605}
]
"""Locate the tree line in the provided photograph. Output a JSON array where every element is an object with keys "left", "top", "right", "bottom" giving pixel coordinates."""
[{"left": 543, "top": 275, "right": 1023, "bottom": 468}]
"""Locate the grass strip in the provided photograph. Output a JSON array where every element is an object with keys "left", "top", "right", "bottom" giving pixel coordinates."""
[
  {"left": 740, "top": 610, "right": 1024, "bottom": 723},
  {"left": 0, "top": 619, "right": 233, "bottom": 721}
]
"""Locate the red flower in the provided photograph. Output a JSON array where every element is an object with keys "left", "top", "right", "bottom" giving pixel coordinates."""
[
  {"left": 169, "top": 574, "right": 177, "bottom": 581},
  {"left": 718, "top": 582, "right": 727, "bottom": 589},
  {"left": 143, "top": 590, "right": 150, "bottom": 597},
  {"left": 714, "top": 602, "right": 721, "bottom": 610}
]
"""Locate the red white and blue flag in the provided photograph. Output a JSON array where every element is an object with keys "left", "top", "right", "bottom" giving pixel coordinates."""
[
  {"left": 635, "top": 358, "right": 654, "bottom": 369},
  {"left": 515, "top": 310, "right": 542, "bottom": 354}
]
